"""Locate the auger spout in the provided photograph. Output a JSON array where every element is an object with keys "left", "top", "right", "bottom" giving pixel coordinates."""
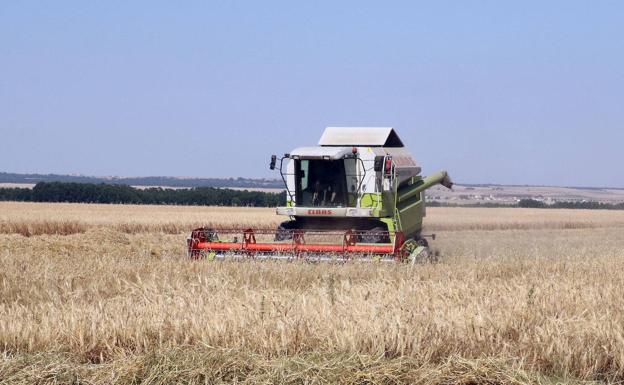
[
  {"left": 397, "top": 171, "right": 452, "bottom": 204},
  {"left": 417, "top": 170, "right": 453, "bottom": 192}
]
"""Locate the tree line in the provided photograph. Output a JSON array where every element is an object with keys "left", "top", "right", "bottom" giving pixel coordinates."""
[
  {"left": 0, "top": 182, "right": 286, "bottom": 207},
  {"left": 517, "top": 198, "right": 624, "bottom": 210},
  {"left": 428, "top": 199, "right": 624, "bottom": 210},
  {"left": 0, "top": 172, "right": 283, "bottom": 189},
  {"left": 0, "top": 183, "right": 622, "bottom": 209}
]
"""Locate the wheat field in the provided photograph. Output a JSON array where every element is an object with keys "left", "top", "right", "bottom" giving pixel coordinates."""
[{"left": 1, "top": 202, "right": 624, "bottom": 384}]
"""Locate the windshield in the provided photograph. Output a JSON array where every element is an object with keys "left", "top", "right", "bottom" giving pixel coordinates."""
[{"left": 295, "top": 159, "right": 349, "bottom": 207}]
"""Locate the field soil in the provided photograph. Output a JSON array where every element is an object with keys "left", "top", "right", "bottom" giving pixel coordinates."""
[{"left": 1, "top": 202, "right": 624, "bottom": 384}]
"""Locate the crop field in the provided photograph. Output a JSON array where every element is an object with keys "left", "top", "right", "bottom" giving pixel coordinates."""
[{"left": 1, "top": 202, "right": 624, "bottom": 384}]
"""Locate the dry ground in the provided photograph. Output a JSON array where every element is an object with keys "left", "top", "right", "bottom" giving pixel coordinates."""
[
  {"left": 1, "top": 202, "right": 624, "bottom": 384},
  {"left": 428, "top": 184, "right": 624, "bottom": 205}
]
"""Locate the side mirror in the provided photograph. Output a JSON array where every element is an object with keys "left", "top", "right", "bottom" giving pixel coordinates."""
[
  {"left": 374, "top": 156, "right": 384, "bottom": 172},
  {"left": 269, "top": 155, "right": 277, "bottom": 170}
]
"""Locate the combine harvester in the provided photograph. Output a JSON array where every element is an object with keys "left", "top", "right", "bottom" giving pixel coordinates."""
[{"left": 188, "top": 127, "right": 452, "bottom": 263}]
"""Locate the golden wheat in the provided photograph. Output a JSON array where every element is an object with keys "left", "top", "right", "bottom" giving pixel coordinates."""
[
  {"left": 1, "top": 202, "right": 623, "bottom": 384},
  {"left": 3, "top": 201, "right": 624, "bottom": 235}
]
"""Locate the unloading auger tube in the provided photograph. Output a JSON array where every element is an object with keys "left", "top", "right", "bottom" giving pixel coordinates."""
[{"left": 187, "top": 127, "right": 452, "bottom": 263}]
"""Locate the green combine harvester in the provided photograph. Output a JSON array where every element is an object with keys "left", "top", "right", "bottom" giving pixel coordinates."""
[{"left": 188, "top": 127, "right": 452, "bottom": 262}]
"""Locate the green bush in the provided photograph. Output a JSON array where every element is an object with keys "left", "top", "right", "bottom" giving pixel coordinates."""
[{"left": 0, "top": 182, "right": 285, "bottom": 207}]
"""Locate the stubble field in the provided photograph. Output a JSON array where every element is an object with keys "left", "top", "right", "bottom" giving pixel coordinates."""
[{"left": 1, "top": 202, "right": 624, "bottom": 384}]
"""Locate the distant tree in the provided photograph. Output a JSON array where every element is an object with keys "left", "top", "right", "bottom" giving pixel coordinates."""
[
  {"left": 0, "top": 187, "right": 32, "bottom": 201},
  {"left": 518, "top": 199, "right": 546, "bottom": 208}
]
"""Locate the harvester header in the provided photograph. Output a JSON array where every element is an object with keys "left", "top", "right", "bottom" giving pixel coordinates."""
[{"left": 188, "top": 127, "right": 452, "bottom": 263}]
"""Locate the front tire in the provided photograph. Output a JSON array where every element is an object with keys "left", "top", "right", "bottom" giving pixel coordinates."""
[
  {"left": 359, "top": 226, "right": 390, "bottom": 243},
  {"left": 274, "top": 220, "right": 297, "bottom": 241}
]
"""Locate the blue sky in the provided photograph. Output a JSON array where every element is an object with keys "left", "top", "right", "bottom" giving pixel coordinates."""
[{"left": 1, "top": 1, "right": 623, "bottom": 186}]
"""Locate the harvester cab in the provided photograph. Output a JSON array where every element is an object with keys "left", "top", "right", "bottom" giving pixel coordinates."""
[{"left": 188, "top": 127, "right": 452, "bottom": 263}]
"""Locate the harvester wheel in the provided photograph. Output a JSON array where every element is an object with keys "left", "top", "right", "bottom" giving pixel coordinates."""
[
  {"left": 414, "top": 238, "right": 439, "bottom": 263},
  {"left": 401, "top": 238, "right": 433, "bottom": 264},
  {"left": 203, "top": 229, "right": 219, "bottom": 242},
  {"left": 416, "top": 237, "right": 429, "bottom": 248},
  {"left": 360, "top": 227, "right": 389, "bottom": 243},
  {"left": 274, "top": 220, "right": 296, "bottom": 241}
]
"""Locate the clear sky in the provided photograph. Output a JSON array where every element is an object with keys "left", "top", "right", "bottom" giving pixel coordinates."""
[{"left": 1, "top": 1, "right": 623, "bottom": 187}]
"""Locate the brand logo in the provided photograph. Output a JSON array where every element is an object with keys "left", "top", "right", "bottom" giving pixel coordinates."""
[{"left": 307, "top": 209, "right": 332, "bottom": 215}]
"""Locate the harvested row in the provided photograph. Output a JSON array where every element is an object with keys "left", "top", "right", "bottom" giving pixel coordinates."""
[{"left": 0, "top": 349, "right": 583, "bottom": 385}]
